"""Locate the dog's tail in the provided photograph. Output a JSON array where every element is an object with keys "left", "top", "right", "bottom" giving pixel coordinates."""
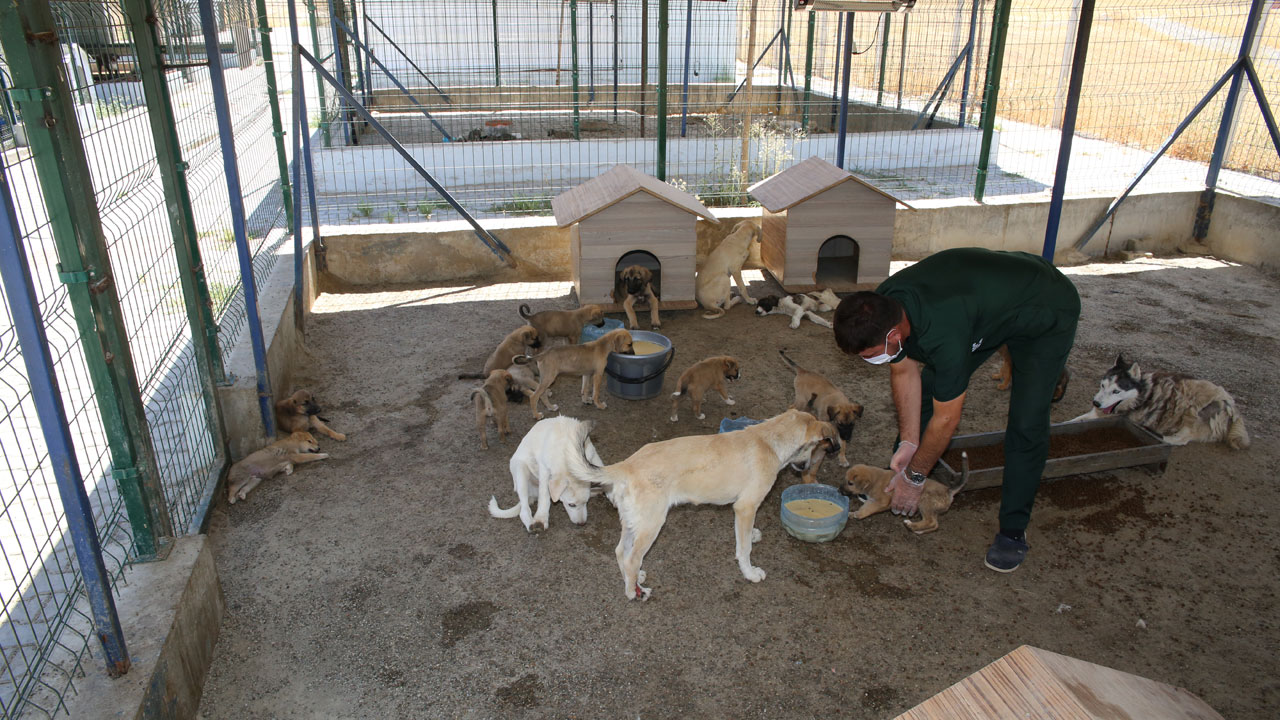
[
  {"left": 778, "top": 349, "right": 800, "bottom": 372},
  {"left": 1227, "top": 411, "right": 1250, "bottom": 450},
  {"left": 487, "top": 495, "right": 521, "bottom": 519},
  {"left": 949, "top": 451, "right": 970, "bottom": 500},
  {"left": 458, "top": 372, "right": 486, "bottom": 379},
  {"left": 561, "top": 423, "right": 616, "bottom": 488},
  {"left": 469, "top": 388, "right": 493, "bottom": 414},
  {"left": 701, "top": 306, "right": 727, "bottom": 320},
  {"left": 518, "top": 303, "right": 534, "bottom": 319}
]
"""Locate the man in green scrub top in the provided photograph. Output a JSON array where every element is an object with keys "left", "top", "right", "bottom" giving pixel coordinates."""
[{"left": 833, "top": 248, "right": 1079, "bottom": 572}]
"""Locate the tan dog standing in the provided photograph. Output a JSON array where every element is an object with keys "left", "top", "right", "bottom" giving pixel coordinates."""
[
  {"left": 670, "top": 355, "right": 741, "bottom": 422},
  {"left": 471, "top": 369, "right": 521, "bottom": 449},
  {"left": 840, "top": 455, "right": 968, "bottom": 534},
  {"left": 779, "top": 350, "right": 862, "bottom": 477},
  {"left": 564, "top": 409, "right": 840, "bottom": 600},
  {"left": 460, "top": 326, "right": 542, "bottom": 380},
  {"left": 227, "top": 432, "right": 329, "bottom": 504},
  {"left": 275, "top": 390, "right": 346, "bottom": 441},
  {"left": 613, "top": 265, "right": 661, "bottom": 330},
  {"left": 518, "top": 329, "right": 634, "bottom": 419},
  {"left": 696, "top": 219, "right": 760, "bottom": 319},
  {"left": 519, "top": 303, "right": 606, "bottom": 346}
]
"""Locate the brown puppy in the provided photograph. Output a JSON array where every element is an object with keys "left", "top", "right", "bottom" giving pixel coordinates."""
[
  {"left": 471, "top": 369, "right": 521, "bottom": 450},
  {"left": 227, "top": 432, "right": 329, "bottom": 504},
  {"left": 275, "top": 389, "right": 346, "bottom": 441},
  {"left": 518, "top": 328, "right": 634, "bottom": 419},
  {"left": 839, "top": 456, "right": 968, "bottom": 534},
  {"left": 778, "top": 350, "right": 863, "bottom": 473},
  {"left": 504, "top": 362, "right": 558, "bottom": 414},
  {"left": 613, "top": 265, "right": 661, "bottom": 331},
  {"left": 669, "top": 355, "right": 741, "bottom": 422},
  {"left": 460, "top": 326, "right": 542, "bottom": 379},
  {"left": 518, "top": 303, "right": 606, "bottom": 346},
  {"left": 991, "top": 345, "right": 1071, "bottom": 402}
]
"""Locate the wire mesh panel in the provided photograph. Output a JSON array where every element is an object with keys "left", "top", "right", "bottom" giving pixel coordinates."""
[{"left": 290, "top": 0, "right": 1279, "bottom": 227}]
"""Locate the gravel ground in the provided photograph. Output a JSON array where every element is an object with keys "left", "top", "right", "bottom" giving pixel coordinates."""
[{"left": 199, "top": 256, "right": 1279, "bottom": 719}]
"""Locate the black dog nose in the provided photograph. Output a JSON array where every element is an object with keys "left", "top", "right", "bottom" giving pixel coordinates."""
[{"left": 1092, "top": 400, "right": 1102, "bottom": 408}]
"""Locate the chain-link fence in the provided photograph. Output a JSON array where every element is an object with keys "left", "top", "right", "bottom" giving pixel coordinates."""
[
  {"left": 0, "top": 0, "right": 293, "bottom": 715},
  {"left": 291, "top": 0, "right": 1278, "bottom": 227}
]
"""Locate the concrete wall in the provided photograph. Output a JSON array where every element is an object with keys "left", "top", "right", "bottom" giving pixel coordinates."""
[{"left": 1203, "top": 194, "right": 1280, "bottom": 271}]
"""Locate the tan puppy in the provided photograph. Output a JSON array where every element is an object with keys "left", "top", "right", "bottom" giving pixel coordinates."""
[
  {"left": 459, "top": 326, "right": 542, "bottom": 380},
  {"left": 779, "top": 350, "right": 862, "bottom": 471},
  {"left": 519, "top": 303, "right": 606, "bottom": 346},
  {"left": 564, "top": 409, "right": 840, "bottom": 600},
  {"left": 839, "top": 456, "right": 968, "bottom": 534},
  {"left": 696, "top": 220, "right": 760, "bottom": 319},
  {"left": 504, "top": 362, "right": 558, "bottom": 414},
  {"left": 471, "top": 369, "right": 520, "bottom": 450},
  {"left": 275, "top": 389, "right": 346, "bottom": 441},
  {"left": 669, "top": 355, "right": 741, "bottom": 422},
  {"left": 227, "top": 432, "right": 329, "bottom": 504},
  {"left": 518, "top": 329, "right": 634, "bottom": 419},
  {"left": 613, "top": 265, "right": 661, "bottom": 330}
]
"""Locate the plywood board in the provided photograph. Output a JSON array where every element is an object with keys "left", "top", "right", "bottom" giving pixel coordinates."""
[
  {"left": 779, "top": 183, "right": 895, "bottom": 289},
  {"left": 552, "top": 164, "right": 716, "bottom": 227},
  {"left": 897, "top": 645, "right": 1223, "bottom": 720}
]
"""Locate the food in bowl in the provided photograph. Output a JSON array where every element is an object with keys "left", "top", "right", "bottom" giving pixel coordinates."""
[
  {"left": 630, "top": 340, "right": 665, "bottom": 355},
  {"left": 784, "top": 498, "right": 843, "bottom": 520}
]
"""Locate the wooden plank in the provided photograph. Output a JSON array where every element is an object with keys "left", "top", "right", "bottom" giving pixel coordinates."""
[
  {"left": 552, "top": 164, "right": 715, "bottom": 227},
  {"left": 898, "top": 645, "right": 1224, "bottom": 720}
]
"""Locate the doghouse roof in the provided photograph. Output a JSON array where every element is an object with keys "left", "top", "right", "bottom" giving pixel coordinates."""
[
  {"left": 748, "top": 156, "right": 915, "bottom": 212},
  {"left": 552, "top": 164, "right": 717, "bottom": 228}
]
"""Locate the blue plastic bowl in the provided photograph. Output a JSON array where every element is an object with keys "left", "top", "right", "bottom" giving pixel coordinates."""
[
  {"left": 719, "top": 417, "right": 765, "bottom": 433},
  {"left": 779, "top": 483, "right": 850, "bottom": 543},
  {"left": 579, "top": 317, "right": 625, "bottom": 343}
]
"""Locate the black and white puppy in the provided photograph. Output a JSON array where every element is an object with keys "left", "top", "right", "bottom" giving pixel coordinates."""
[{"left": 755, "top": 293, "right": 834, "bottom": 329}]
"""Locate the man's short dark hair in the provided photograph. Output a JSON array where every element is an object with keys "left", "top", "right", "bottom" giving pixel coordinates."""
[{"left": 833, "top": 292, "right": 903, "bottom": 355}]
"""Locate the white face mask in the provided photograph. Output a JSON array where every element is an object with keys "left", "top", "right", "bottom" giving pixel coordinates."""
[{"left": 862, "top": 330, "right": 904, "bottom": 365}]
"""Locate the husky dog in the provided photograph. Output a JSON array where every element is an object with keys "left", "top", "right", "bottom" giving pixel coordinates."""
[{"left": 1071, "top": 354, "right": 1249, "bottom": 448}]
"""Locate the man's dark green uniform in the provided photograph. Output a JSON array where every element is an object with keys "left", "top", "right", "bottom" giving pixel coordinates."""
[{"left": 876, "top": 248, "right": 1080, "bottom": 531}]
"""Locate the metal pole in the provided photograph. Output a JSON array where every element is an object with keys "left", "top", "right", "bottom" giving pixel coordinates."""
[
  {"left": 1194, "top": 0, "right": 1267, "bottom": 241},
  {"left": 360, "top": 0, "right": 373, "bottom": 104},
  {"left": 657, "top": 0, "right": 669, "bottom": 179},
  {"left": 974, "top": 0, "right": 1010, "bottom": 202},
  {"left": 256, "top": 0, "right": 296, "bottom": 230},
  {"left": 801, "top": 9, "right": 815, "bottom": 130},
  {"left": 347, "top": 0, "right": 368, "bottom": 108},
  {"left": 613, "top": 0, "right": 619, "bottom": 120},
  {"left": 680, "top": 0, "right": 692, "bottom": 137},
  {"left": 897, "top": 13, "right": 907, "bottom": 109},
  {"left": 1243, "top": 58, "right": 1280, "bottom": 158},
  {"left": 641, "top": 0, "right": 648, "bottom": 137},
  {"left": 741, "top": 0, "right": 759, "bottom": 182},
  {"left": 877, "top": 13, "right": 890, "bottom": 106},
  {"left": 364, "top": 16, "right": 451, "bottom": 103},
  {"left": 492, "top": 0, "right": 501, "bottom": 87},
  {"left": 289, "top": 0, "right": 318, "bottom": 322},
  {"left": 835, "top": 12, "right": 854, "bottom": 169},
  {"left": 830, "top": 12, "right": 842, "bottom": 130},
  {"left": 0, "top": 0, "right": 172, "bottom": 559},
  {"left": 198, "top": 0, "right": 277, "bottom": 437},
  {"left": 958, "top": 0, "right": 980, "bottom": 125},
  {"left": 589, "top": 0, "right": 596, "bottom": 102},
  {"left": 0, "top": 163, "right": 131, "bottom": 678},
  {"left": 305, "top": 0, "right": 331, "bottom": 147},
  {"left": 333, "top": 18, "right": 453, "bottom": 140},
  {"left": 1042, "top": 0, "right": 1094, "bottom": 261},
  {"left": 327, "top": 0, "right": 352, "bottom": 145},
  {"left": 571, "top": 0, "right": 581, "bottom": 139}
]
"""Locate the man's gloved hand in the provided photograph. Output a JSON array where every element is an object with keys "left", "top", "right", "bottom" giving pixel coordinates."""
[
  {"left": 890, "top": 440, "right": 918, "bottom": 474},
  {"left": 887, "top": 470, "right": 925, "bottom": 516}
]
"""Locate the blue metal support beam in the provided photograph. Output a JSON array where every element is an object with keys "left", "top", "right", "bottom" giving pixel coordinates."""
[
  {"left": 198, "top": 0, "right": 276, "bottom": 436},
  {"left": 957, "top": 0, "right": 981, "bottom": 125},
  {"left": 365, "top": 15, "right": 451, "bottom": 103},
  {"left": 1042, "top": 0, "right": 1094, "bottom": 261},
  {"left": 1243, "top": 57, "right": 1280, "bottom": 159},
  {"left": 835, "top": 12, "right": 854, "bottom": 169},
  {"left": 299, "top": 46, "right": 515, "bottom": 265},
  {"left": 333, "top": 17, "right": 453, "bottom": 141},
  {"left": 0, "top": 153, "right": 131, "bottom": 678},
  {"left": 912, "top": 46, "right": 968, "bottom": 130}
]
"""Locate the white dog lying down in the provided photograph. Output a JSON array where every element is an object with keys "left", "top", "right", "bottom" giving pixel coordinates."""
[
  {"left": 754, "top": 292, "right": 835, "bottom": 329},
  {"left": 489, "top": 416, "right": 604, "bottom": 531},
  {"left": 564, "top": 409, "right": 839, "bottom": 600}
]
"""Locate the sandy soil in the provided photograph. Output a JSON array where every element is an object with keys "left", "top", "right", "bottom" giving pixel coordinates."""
[{"left": 200, "top": 256, "right": 1279, "bottom": 719}]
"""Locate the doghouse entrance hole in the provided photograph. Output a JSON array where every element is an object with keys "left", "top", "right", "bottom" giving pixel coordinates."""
[
  {"left": 615, "top": 250, "right": 661, "bottom": 301},
  {"left": 815, "top": 236, "right": 860, "bottom": 291}
]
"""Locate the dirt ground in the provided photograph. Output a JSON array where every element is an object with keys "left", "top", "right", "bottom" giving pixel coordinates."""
[{"left": 200, "top": 255, "right": 1279, "bottom": 719}]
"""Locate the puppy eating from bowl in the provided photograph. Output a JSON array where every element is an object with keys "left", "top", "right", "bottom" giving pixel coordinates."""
[
  {"left": 779, "top": 350, "right": 863, "bottom": 476},
  {"left": 515, "top": 328, "right": 634, "bottom": 419}
]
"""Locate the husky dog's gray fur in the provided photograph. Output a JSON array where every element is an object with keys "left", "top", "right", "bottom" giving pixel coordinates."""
[{"left": 1071, "top": 354, "right": 1249, "bottom": 448}]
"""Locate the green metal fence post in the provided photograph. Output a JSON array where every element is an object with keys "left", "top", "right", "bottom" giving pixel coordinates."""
[
  {"left": 657, "top": 0, "right": 668, "bottom": 180},
  {"left": 0, "top": 1, "right": 172, "bottom": 559},
  {"left": 571, "top": 0, "right": 581, "bottom": 139},
  {"left": 121, "top": 0, "right": 229, "bottom": 470},
  {"left": 491, "top": 0, "right": 501, "bottom": 87},
  {"left": 877, "top": 14, "right": 890, "bottom": 106},
  {"left": 801, "top": 10, "right": 815, "bottom": 130},
  {"left": 305, "top": 0, "right": 331, "bottom": 147},
  {"left": 974, "top": 0, "right": 1010, "bottom": 202},
  {"left": 255, "top": 0, "right": 296, "bottom": 230}
]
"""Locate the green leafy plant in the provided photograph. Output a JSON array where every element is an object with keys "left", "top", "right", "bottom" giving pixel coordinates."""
[
  {"left": 488, "top": 195, "right": 552, "bottom": 216},
  {"left": 352, "top": 203, "right": 374, "bottom": 219}
]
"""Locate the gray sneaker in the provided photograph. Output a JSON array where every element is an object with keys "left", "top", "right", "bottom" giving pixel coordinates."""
[{"left": 984, "top": 532, "right": 1029, "bottom": 573}]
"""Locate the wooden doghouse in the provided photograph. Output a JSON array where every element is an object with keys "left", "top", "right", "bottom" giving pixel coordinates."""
[
  {"left": 748, "top": 156, "right": 913, "bottom": 292},
  {"left": 553, "top": 165, "right": 714, "bottom": 311}
]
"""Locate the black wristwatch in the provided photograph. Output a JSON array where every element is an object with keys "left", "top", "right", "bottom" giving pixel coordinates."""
[{"left": 905, "top": 469, "right": 928, "bottom": 486}]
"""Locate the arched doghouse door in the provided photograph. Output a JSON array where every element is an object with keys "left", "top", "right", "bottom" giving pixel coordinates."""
[
  {"left": 815, "top": 235, "right": 860, "bottom": 291},
  {"left": 614, "top": 250, "right": 661, "bottom": 302}
]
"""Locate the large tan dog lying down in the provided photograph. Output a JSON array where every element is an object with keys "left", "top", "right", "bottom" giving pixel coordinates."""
[{"left": 565, "top": 409, "right": 840, "bottom": 600}]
